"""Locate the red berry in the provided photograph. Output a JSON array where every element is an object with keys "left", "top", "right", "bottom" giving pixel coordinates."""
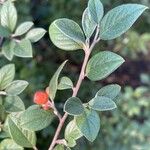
[{"left": 34, "top": 91, "right": 49, "bottom": 105}]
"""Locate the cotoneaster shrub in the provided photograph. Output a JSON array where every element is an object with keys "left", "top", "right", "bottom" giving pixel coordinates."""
[{"left": 0, "top": 0, "right": 148, "bottom": 150}]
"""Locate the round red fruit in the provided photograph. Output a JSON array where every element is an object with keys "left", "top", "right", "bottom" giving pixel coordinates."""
[{"left": 34, "top": 91, "right": 49, "bottom": 105}]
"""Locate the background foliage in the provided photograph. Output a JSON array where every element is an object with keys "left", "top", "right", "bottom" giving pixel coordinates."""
[{"left": 0, "top": 0, "right": 150, "bottom": 149}]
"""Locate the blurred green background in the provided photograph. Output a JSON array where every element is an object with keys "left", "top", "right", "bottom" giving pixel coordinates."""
[{"left": 0, "top": 0, "right": 150, "bottom": 149}]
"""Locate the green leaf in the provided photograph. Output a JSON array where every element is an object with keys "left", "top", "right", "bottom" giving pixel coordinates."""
[
  {"left": 64, "top": 97, "right": 84, "bottom": 116},
  {"left": 20, "top": 109, "right": 54, "bottom": 131},
  {"left": 25, "top": 28, "right": 46, "bottom": 43},
  {"left": 0, "top": 105, "right": 6, "bottom": 121},
  {"left": 8, "top": 113, "right": 36, "bottom": 148},
  {"left": 65, "top": 120, "right": 82, "bottom": 147},
  {"left": 82, "top": 8, "right": 96, "bottom": 38},
  {"left": 0, "top": 25, "right": 11, "bottom": 37},
  {"left": 0, "top": 64, "right": 15, "bottom": 90},
  {"left": 49, "top": 60, "right": 67, "bottom": 100},
  {"left": 0, "top": 139, "right": 23, "bottom": 150},
  {"left": 75, "top": 109, "right": 100, "bottom": 142},
  {"left": 86, "top": 51, "right": 125, "bottom": 81},
  {"left": 13, "top": 39, "right": 33, "bottom": 58},
  {"left": 88, "top": 0, "right": 104, "bottom": 24},
  {"left": 5, "top": 80, "right": 28, "bottom": 96},
  {"left": 2, "top": 40, "right": 15, "bottom": 61},
  {"left": 1, "top": 1, "right": 17, "bottom": 32},
  {"left": 89, "top": 96, "right": 117, "bottom": 111},
  {"left": 100, "top": 4, "right": 148, "bottom": 40},
  {"left": 4, "top": 96, "right": 25, "bottom": 113},
  {"left": 54, "top": 145, "right": 64, "bottom": 150},
  {"left": 14, "top": 21, "right": 34, "bottom": 36},
  {"left": 96, "top": 84, "right": 121, "bottom": 100},
  {"left": 58, "top": 77, "right": 73, "bottom": 90},
  {"left": 49, "top": 18, "right": 85, "bottom": 51}
]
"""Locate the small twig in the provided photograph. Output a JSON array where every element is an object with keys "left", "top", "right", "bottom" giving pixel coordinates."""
[
  {"left": 33, "top": 146, "right": 38, "bottom": 150},
  {"left": 52, "top": 101, "right": 62, "bottom": 121},
  {"left": 0, "top": 91, "right": 7, "bottom": 95}
]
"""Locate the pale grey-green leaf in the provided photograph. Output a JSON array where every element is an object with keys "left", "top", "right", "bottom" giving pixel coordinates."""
[
  {"left": 13, "top": 39, "right": 32, "bottom": 57},
  {"left": 64, "top": 97, "right": 84, "bottom": 116},
  {"left": 0, "top": 64, "right": 15, "bottom": 90},
  {"left": 0, "top": 105, "right": 6, "bottom": 121},
  {"left": 100, "top": 4, "right": 148, "bottom": 40},
  {"left": 25, "top": 28, "right": 46, "bottom": 43},
  {"left": 1, "top": 1, "right": 17, "bottom": 32},
  {"left": 2, "top": 40, "right": 15, "bottom": 61},
  {"left": 8, "top": 113, "right": 36, "bottom": 148},
  {"left": 86, "top": 51, "right": 125, "bottom": 81},
  {"left": 96, "top": 84, "right": 121, "bottom": 100},
  {"left": 75, "top": 109, "right": 100, "bottom": 142},
  {"left": 15, "top": 21, "right": 34, "bottom": 36},
  {"left": 5, "top": 80, "right": 28, "bottom": 96},
  {"left": 49, "top": 18, "right": 85, "bottom": 51},
  {"left": 4, "top": 96, "right": 25, "bottom": 112},
  {"left": 0, "top": 25, "right": 11, "bottom": 37},
  {"left": 0, "top": 139, "right": 23, "bottom": 150},
  {"left": 89, "top": 96, "right": 117, "bottom": 111},
  {"left": 54, "top": 145, "right": 64, "bottom": 150},
  {"left": 49, "top": 61, "right": 67, "bottom": 100},
  {"left": 58, "top": 76, "right": 73, "bottom": 90},
  {"left": 82, "top": 8, "right": 96, "bottom": 38},
  {"left": 20, "top": 109, "right": 54, "bottom": 131},
  {"left": 88, "top": 0, "right": 104, "bottom": 24}
]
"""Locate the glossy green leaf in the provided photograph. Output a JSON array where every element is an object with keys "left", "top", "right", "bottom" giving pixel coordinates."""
[
  {"left": 0, "top": 139, "right": 23, "bottom": 150},
  {"left": 89, "top": 96, "right": 117, "bottom": 111},
  {"left": 49, "top": 18, "right": 85, "bottom": 51},
  {"left": 2, "top": 40, "right": 15, "bottom": 61},
  {"left": 5, "top": 80, "right": 28, "bottom": 96},
  {"left": 20, "top": 109, "right": 54, "bottom": 131},
  {"left": 65, "top": 120, "right": 82, "bottom": 147},
  {"left": 86, "top": 51, "right": 125, "bottom": 81},
  {"left": 13, "top": 39, "right": 32, "bottom": 58},
  {"left": 25, "top": 28, "right": 46, "bottom": 43},
  {"left": 58, "top": 77, "right": 73, "bottom": 90},
  {"left": 4, "top": 96, "right": 25, "bottom": 113},
  {"left": 75, "top": 109, "right": 100, "bottom": 142},
  {"left": 8, "top": 113, "right": 36, "bottom": 148},
  {"left": 14, "top": 21, "right": 34, "bottom": 36},
  {"left": 64, "top": 97, "right": 84, "bottom": 116},
  {"left": 100, "top": 4, "right": 148, "bottom": 40},
  {"left": 88, "top": 0, "right": 104, "bottom": 24},
  {"left": 0, "top": 25, "right": 11, "bottom": 37},
  {"left": 54, "top": 145, "right": 64, "bottom": 150},
  {"left": 0, "top": 64, "right": 15, "bottom": 90},
  {"left": 49, "top": 60, "right": 67, "bottom": 100},
  {"left": 96, "top": 84, "right": 121, "bottom": 100},
  {"left": 82, "top": 8, "right": 96, "bottom": 38},
  {"left": 1, "top": 1, "right": 17, "bottom": 32}
]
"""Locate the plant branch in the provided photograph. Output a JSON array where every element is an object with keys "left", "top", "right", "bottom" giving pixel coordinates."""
[{"left": 48, "top": 28, "right": 100, "bottom": 150}]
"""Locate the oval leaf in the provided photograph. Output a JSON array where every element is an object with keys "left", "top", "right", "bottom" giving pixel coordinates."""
[
  {"left": 0, "top": 139, "right": 23, "bottom": 150},
  {"left": 86, "top": 51, "right": 125, "bottom": 81},
  {"left": 58, "top": 77, "right": 73, "bottom": 90},
  {"left": 0, "top": 25, "right": 11, "bottom": 37},
  {"left": 4, "top": 96, "right": 25, "bottom": 113},
  {"left": 5, "top": 80, "right": 28, "bottom": 96},
  {"left": 49, "top": 60, "right": 67, "bottom": 100},
  {"left": 64, "top": 97, "right": 84, "bottom": 116},
  {"left": 49, "top": 18, "right": 85, "bottom": 51},
  {"left": 1, "top": 1, "right": 17, "bottom": 32},
  {"left": 20, "top": 109, "right": 54, "bottom": 131},
  {"left": 82, "top": 8, "right": 96, "bottom": 38},
  {"left": 0, "top": 64, "right": 15, "bottom": 90},
  {"left": 88, "top": 0, "right": 104, "bottom": 24},
  {"left": 8, "top": 113, "right": 36, "bottom": 148},
  {"left": 100, "top": 4, "right": 148, "bottom": 40},
  {"left": 25, "top": 28, "right": 46, "bottom": 43},
  {"left": 75, "top": 109, "right": 100, "bottom": 142},
  {"left": 89, "top": 96, "right": 117, "bottom": 111},
  {"left": 96, "top": 84, "right": 121, "bottom": 100},
  {"left": 15, "top": 21, "right": 34, "bottom": 36}
]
